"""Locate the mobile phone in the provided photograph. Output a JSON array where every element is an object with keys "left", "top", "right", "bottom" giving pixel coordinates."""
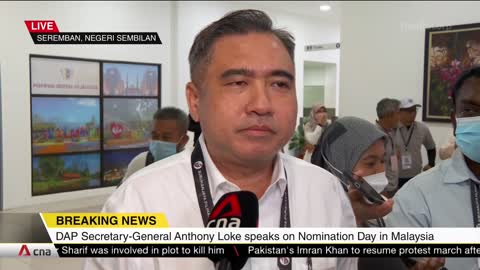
[{"left": 342, "top": 171, "right": 385, "bottom": 205}]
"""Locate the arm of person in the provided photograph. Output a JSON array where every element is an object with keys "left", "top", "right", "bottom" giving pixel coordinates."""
[
  {"left": 423, "top": 127, "right": 436, "bottom": 170},
  {"left": 385, "top": 184, "right": 447, "bottom": 270}
]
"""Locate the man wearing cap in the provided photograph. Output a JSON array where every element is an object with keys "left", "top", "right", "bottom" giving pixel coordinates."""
[{"left": 394, "top": 98, "right": 436, "bottom": 188}]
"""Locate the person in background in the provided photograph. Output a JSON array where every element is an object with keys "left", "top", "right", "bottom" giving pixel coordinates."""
[
  {"left": 395, "top": 98, "right": 436, "bottom": 188},
  {"left": 375, "top": 98, "right": 401, "bottom": 197},
  {"left": 303, "top": 104, "right": 330, "bottom": 162},
  {"left": 311, "top": 116, "right": 445, "bottom": 270},
  {"left": 386, "top": 66, "right": 480, "bottom": 270},
  {"left": 120, "top": 107, "right": 189, "bottom": 184}
]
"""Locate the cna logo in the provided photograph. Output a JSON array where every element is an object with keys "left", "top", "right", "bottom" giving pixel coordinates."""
[
  {"left": 18, "top": 244, "right": 31, "bottom": 256},
  {"left": 18, "top": 244, "right": 52, "bottom": 256}
]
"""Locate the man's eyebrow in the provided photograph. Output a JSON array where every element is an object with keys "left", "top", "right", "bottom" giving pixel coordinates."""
[
  {"left": 219, "top": 69, "right": 295, "bottom": 81},
  {"left": 269, "top": 70, "right": 294, "bottom": 82},
  {"left": 220, "top": 69, "right": 254, "bottom": 79}
]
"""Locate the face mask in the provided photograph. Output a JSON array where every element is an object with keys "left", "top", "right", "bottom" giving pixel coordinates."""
[
  {"left": 149, "top": 140, "right": 177, "bottom": 162},
  {"left": 362, "top": 172, "right": 389, "bottom": 194},
  {"left": 456, "top": 116, "right": 480, "bottom": 163}
]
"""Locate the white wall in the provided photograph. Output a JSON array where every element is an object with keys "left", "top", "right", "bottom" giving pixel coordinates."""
[
  {"left": 324, "top": 63, "right": 337, "bottom": 109},
  {"left": 339, "top": 1, "right": 480, "bottom": 158},
  {"left": 175, "top": 1, "right": 341, "bottom": 119},
  {"left": 304, "top": 65, "right": 326, "bottom": 86},
  {"left": 0, "top": 1, "right": 174, "bottom": 209},
  {"left": 303, "top": 63, "right": 337, "bottom": 110}
]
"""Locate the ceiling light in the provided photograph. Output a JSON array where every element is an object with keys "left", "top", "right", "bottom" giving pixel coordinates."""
[{"left": 319, "top": 4, "right": 331, "bottom": 12}]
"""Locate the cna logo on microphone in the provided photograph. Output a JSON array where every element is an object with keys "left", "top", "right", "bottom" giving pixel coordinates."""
[
  {"left": 207, "top": 194, "right": 242, "bottom": 228},
  {"left": 24, "top": 20, "right": 162, "bottom": 45}
]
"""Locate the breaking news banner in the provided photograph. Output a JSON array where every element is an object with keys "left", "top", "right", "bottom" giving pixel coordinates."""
[
  {"left": 2, "top": 213, "right": 480, "bottom": 258},
  {"left": 24, "top": 20, "right": 162, "bottom": 45}
]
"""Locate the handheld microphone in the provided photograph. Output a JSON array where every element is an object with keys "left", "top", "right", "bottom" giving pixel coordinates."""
[{"left": 206, "top": 191, "right": 259, "bottom": 270}]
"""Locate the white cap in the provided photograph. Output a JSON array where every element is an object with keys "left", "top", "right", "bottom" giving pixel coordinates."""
[{"left": 399, "top": 98, "right": 421, "bottom": 109}]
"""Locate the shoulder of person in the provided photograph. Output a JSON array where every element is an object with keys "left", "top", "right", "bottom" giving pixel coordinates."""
[
  {"left": 402, "top": 157, "right": 452, "bottom": 191},
  {"left": 129, "top": 151, "right": 148, "bottom": 165},
  {"left": 120, "top": 150, "right": 192, "bottom": 191},
  {"left": 103, "top": 150, "right": 193, "bottom": 212},
  {"left": 280, "top": 153, "right": 338, "bottom": 186},
  {"left": 415, "top": 121, "right": 431, "bottom": 131}
]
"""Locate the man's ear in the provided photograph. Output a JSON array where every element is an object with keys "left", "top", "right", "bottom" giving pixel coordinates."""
[
  {"left": 451, "top": 111, "right": 457, "bottom": 136},
  {"left": 186, "top": 82, "right": 200, "bottom": 122}
]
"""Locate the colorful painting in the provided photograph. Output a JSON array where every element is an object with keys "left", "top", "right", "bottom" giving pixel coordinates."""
[
  {"left": 103, "top": 148, "right": 147, "bottom": 186},
  {"left": 31, "top": 56, "right": 100, "bottom": 96},
  {"left": 103, "top": 62, "right": 159, "bottom": 96},
  {"left": 423, "top": 23, "right": 480, "bottom": 122},
  {"left": 32, "top": 153, "right": 101, "bottom": 195},
  {"left": 32, "top": 97, "right": 100, "bottom": 155},
  {"left": 103, "top": 98, "right": 158, "bottom": 150}
]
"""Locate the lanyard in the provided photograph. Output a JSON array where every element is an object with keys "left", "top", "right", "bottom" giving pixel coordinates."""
[
  {"left": 470, "top": 181, "right": 480, "bottom": 270},
  {"left": 190, "top": 143, "right": 303, "bottom": 270},
  {"left": 470, "top": 180, "right": 480, "bottom": 227},
  {"left": 400, "top": 124, "right": 415, "bottom": 150}
]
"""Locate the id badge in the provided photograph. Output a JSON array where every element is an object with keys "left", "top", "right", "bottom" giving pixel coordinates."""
[
  {"left": 390, "top": 155, "right": 399, "bottom": 172},
  {"left": 401, "top": 152, "right": 412, "bottom": 169}
]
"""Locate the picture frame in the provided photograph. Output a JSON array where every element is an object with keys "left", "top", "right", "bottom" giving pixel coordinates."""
[
  {"left": 30, "top": 55, "right": 161, "bottom": 196},
  {"left": 423, "top": 22, "right": 480, "bottom": 122}
]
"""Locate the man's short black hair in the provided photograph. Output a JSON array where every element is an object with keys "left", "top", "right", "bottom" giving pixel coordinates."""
[
  {"left": 153, "top": 107, "right": 189, "bottom": 134},
  {"left": 188, "top": 9, "right": 295, "bottom": 85},
  {"left": 452, "top": 66, "right": 480, "bottom": 109}
]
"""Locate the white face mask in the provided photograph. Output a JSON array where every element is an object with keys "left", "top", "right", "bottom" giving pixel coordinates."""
[{"left": 362, "top": 172, "right": 388, "bottom": 194}]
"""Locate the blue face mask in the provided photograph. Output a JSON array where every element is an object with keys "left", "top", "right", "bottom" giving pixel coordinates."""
[
  {"left": 456, "top": 116, "right": 480, "bottom": 163},
  {"left": 149, "top": 140, "right": 177, "bottom": 162}
]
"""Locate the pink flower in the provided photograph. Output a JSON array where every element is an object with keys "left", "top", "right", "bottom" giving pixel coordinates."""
[{"left": 439, "top": 59, "right": 465, "bottom": 91}]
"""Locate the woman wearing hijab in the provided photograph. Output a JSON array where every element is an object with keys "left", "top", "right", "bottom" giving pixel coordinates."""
[
  {"left": 303, "top": 104, "right": 330, "bottom": 162},
  {"left": 311, "top": 116, "right": 445, "bottom": 270}
]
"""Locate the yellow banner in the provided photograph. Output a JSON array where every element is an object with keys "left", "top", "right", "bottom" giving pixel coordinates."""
[{"left": 41, "top": 213, "right": 169, "bottom": 228}]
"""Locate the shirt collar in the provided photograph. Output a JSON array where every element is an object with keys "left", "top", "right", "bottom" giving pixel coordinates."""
[
  {"left": 198, "top": 135, "right": 287, "bottom": 202},
  {"left": 444, "top": 149, "right": 480, "bottom": 184}
]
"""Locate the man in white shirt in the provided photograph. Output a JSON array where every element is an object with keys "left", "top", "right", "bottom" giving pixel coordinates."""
[
  {"left": 120, "top": 107, "right": 189, "bottom": 184},
  {"left": 84, "top": 9, "right": 356, "bottom": 270}
]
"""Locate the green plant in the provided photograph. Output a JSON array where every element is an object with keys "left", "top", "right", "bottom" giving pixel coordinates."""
[{"left": 288, "top": 118, "right": 307, "bottom": 157}]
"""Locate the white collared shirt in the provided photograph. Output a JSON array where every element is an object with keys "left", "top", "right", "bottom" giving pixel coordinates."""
[{"left": 84, "top": 136, "right": 357, "bottom": 270}]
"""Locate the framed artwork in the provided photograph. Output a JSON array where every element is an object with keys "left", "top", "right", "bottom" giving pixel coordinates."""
[
  {"left": 103, "top": 98, "right": 158, "bottom": 150},
  {"left": 30, "top": 55, "right": 161, "bottom": 196},
  {"left": 31, "top": 97, "right": 100, "bottom": 155},
  {"left": 103, "top": 62, "right": 159, "bottom": 96},
  {"left": 102, "top": 148, "right": 147, "bottom": 186},
  {"left": 32, "top": 153, "right": 101, "bottom": 196},
  {"left": 423, "top": 23, "right": 480, "bottom": 122},
  {"left": 30, "top": 56, "right": 100, "bottom": 96}
]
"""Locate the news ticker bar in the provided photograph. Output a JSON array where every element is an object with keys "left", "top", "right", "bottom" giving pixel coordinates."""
[
  {"left": 6, "top": 244, "right": 480, "bottom": 257},
  {"left": 29, "top": 32, "right": 162, "bottom": 44}
]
